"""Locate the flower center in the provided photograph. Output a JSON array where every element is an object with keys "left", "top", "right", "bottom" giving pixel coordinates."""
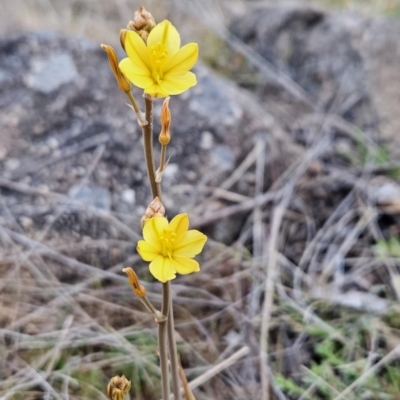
[
  {"left": 159, "top": 229, "right": 176, "bottom": 258},
  {"left": 150, "top": 43, "right": 168, "bottom": 83}
]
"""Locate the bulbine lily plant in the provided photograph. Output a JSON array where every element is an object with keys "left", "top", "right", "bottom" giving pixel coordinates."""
[{"left": 102, "top": 7, "right": 207, "bottom": 400}]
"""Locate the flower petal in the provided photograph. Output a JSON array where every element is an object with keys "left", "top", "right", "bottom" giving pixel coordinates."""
[
  {"left": 149, "top": 255, "right": 176, "bottom": 282},
  {"left": 169, "top": 213, "right": 189, "bottom": 242},
  {"left": 137, "top": 240, "right": 159, "bottom": 262},
  {"left": 143, "top": 216, "right": 168, "bottom": 251},
  {"left": 159, "top": 71, "right": 197, "bottom": 95},
  {"left": 163, "top": 43, "right": 198, "bottom": 74},
  {"left": 144, "top": 82, "right": 169, "bottom": 98},
  {"left": 124, "top": 30, "right": 151, "bottom": 71},
  {"left": 173, "top": 229, "right": 207, "bottom": 258},
  {"left": 119, "top": 58, "right": 154, "bottom": 89},
  {"left": 172, "top": 257, "right": 200, "bottom": 275},
  {"left": 147, "top": 20, "right": 180, "bottom": 56}
]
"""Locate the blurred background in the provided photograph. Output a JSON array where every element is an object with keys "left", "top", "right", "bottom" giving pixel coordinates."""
[{"left": 2, "top": 0, "right": 400, "bottom": 399}]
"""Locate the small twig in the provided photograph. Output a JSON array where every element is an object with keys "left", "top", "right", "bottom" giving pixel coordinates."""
[
  {"left": 260, "top": 185, "right": 293, "bottom": 400},
  {"left": 188, "top": 346, "right": 250, "bottom": 391},
  {"left": 333, "top": 345, "right": 400, "bottom": 400},
  {"left": 10, "top": 133, "right": 109, "bottom": 179},
  {"left": 159, "top": 282, "right": 171, "bottom": 400}
]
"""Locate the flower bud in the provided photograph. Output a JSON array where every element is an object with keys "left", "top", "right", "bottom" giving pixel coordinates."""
[
  {"left": 127, "top": 7, "right": 156, "bottom": 41},
  {"left": 159, "top": 97, "right": 171, "bottom": 146},
  {"left": 101, "top": 44, "right": 131, "bottom": 93},
  {"left": 107, "top": 375, "right": 131, "bottom": 400},
  {"left": 128, "top": 7, "right": 156, "bottom": 32},
  {"left": 141, "top": 196, "right": 166, "bottom": 227},
  {"left": 120, "top": 29, "right": 128, "bottom": 52},
  {"left": 122, "top": 267, "right": 147, "bottom": 298}
]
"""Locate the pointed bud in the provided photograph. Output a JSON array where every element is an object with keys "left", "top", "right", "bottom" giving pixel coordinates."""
[
  {"left": 159, "top": 97, "right": 171, "bottom": 146},
  {"left": 140, "top": 196, "right": 166, "bottom": 227},
  {"left": 127, "top": 7, "right": 156, "bottom": 42},
  {"left": 101, "top": 44, "right": 131, "bottom": 93},
  {"left": 128, "top": 6, "right": 156, "bottom": 32},
  {"left": 107, "top": 375, "right": 131, "bottom": 400},
  {"left": 120, "top": 29, "right": 128, "bottom": 52},
  {"left": 122, "top": 267, "right": 147, "bottom": 298}
]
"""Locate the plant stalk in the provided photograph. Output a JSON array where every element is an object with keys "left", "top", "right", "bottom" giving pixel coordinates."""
[
  {"left": 142, "top": 94, "right": 160, "bottom": 198},
  {"left": 167, "top": 290, "right": 182, "bottom": 400},
  {"left": 140, "top": 94, "right": 181, "bottom": 400}
]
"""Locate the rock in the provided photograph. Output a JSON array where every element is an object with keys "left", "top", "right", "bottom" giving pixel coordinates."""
[
  {"left": 121, "top": 188, "right": 136, "bottom": 205},
  {"left": 229, "top": 4, "right": 400, "bottom": 155},
  {"left": 163, "top": 163, "right": 179, "bottom": 181},
  {"left": 211, "top": 145, "right": 235, "bottom": 173},
  {"left": 200, "top": 131, "right": 214, "bottom": 150},
  {"left": 69, "top": 185, "right": 111, "bottom": 211},
  {"left": 0, "top": 32, "right": 275, "bottom": 242},
  {"left": 4, "top": 158, "right": 20, "bottom": 170},
  {"left": 24, "top": 53, "right": 79, "bottom": 94},
  {"left": 19, "top": 216, "right": 33, "bottom": 229}
]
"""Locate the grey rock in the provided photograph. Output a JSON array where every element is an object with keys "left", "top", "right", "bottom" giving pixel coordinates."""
[
  {"left": 25, "top": 53, "right": 78, "bottom": 94},
  {"left": 211, "top": 145, "right": 235, "bottom": 172},
  {"left": 0, "top": 32, "right": 275, "bottom": 242},
  {"left": 69, "top": 186, "right": 111, "bottom": 211},
  {"left": 200, "top": 131, "right": 214, "bottom": 150},
  {"left": 163, "top": 163, "right": 179, "bottom": 181},
  {"left": 121, "top": 189, "right": 136, "bottom": 205}
]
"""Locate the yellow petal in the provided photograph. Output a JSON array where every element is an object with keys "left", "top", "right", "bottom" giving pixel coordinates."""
[
  {"left": 149, "top": 255, "right": 176, "bottom": 282},
  {"left": 147, "top": 20, "right": 180, "bottom": 56},
  {"left": 169, "top": 213, "right": 189, "bottom": 242},
  {"left": 124, "top": 30, "right": 151, "bottom": 71},
  {"left": 143, "top": 217, "right": 168, "bottom": 251},
  {"left": 159, "top": 71, "right": 197, "bottom": 95},
  {"left": 173, "top": 230, "right": 207, "bottom": 258},
  {"left": 144, "top": 82, "right": 169, "bottom": 98},
  {"left": 164, "top": 43, "right": 198, "bottom": 74},
  {"left": 137, "top": 240, "right": 159, "bottom": 262},
  {"left": 172, "top": 257, "right": 200, "bottom": 275},
  {"left": 119, "top": 58, "right": 154, "bottom": 89}
]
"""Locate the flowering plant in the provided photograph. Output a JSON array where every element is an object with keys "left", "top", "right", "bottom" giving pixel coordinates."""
[{"left": 102, "top": 7, "right": 205, "bottom": 400}]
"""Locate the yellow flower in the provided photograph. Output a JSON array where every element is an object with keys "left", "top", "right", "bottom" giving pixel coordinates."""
[
  {"left": 137, "top": 213, "right": 207, "bottom": 282},
  {"left": 119, "top": 20, "right": 198, "bottom": 98}
]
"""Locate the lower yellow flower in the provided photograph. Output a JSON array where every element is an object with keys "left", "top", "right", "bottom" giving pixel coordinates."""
[{"left": 137, "top": 213, "right": 207, "bottom": 282}]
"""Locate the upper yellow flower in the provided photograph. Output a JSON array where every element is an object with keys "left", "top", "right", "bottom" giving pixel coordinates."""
[
  {"left": 119, "top": 20, "right": 198, "bottom": 98},
  {"left": 137, "top": 213, "right": 207, "bottom": 282}
]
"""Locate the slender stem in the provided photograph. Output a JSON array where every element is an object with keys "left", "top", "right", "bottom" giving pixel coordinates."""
[
  {"left": 158, "top": 281, "right": 170, "bottom": 400},
  {"left": 167, "top": 288, "right": 182, "bottom": 400},
  {"left": 160, "top": 144, "right": 167, "bottom": 172},
  {"left": 140, "top": 94, "right": 180, "bottom": 400},
  {"left": 126, "top": 91, "right": 147, "bottom": 126},
  {"left": 126, "top": 90, "right": 141, "bottom": 114},
  {"left": 140, "top": 297, "right": 167, "bottom": 323},
  {"left": 142, "top": 95, "right": 159, "bottom": 198},
  {"left": 156, "top": 144, "right": 168, "bottom": 183}
]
